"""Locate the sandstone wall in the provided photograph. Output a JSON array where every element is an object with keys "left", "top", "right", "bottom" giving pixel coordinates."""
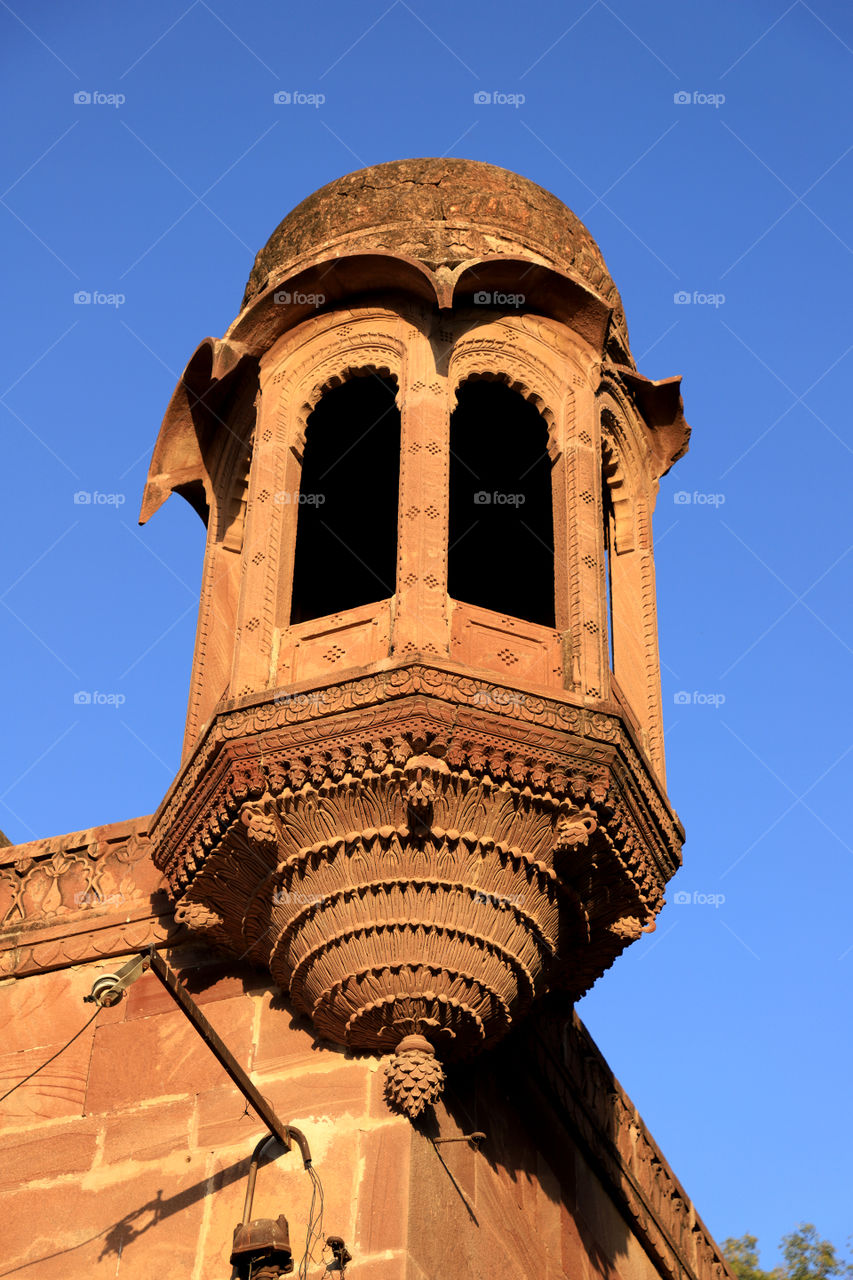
[{"left": 0, "top": 821, "right": 734, "bottom": 1280}]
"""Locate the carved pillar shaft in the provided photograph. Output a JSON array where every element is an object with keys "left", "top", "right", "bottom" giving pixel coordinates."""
[
  {"left": 230, "top": 378, "right": 287, "bottom": 698},
  {"left": 610, "top": 490, "right": 665, "bottom": 779},
  {"left": 391, "top": 322, "right": 451, "bottom": 659},
  {"left": 562, "top": 382, "right": 610, "bottom": 700}
]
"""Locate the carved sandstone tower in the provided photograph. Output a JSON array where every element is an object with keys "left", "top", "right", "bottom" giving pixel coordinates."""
[{"left": 143, "top": 158, "right": 689, "bottom": 1115}]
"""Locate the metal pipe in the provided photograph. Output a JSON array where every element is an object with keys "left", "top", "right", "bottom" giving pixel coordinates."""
[
  {"left": 86, "top": 948, "right": 314, "bottom": 1168},
  {"left": 145, "top": 947, "right": 296, "bottom": 1154},
  {"left": 285, "top": 1126, "right": 312, "bottom": 1168},
  {"left": 242, "top": 1134, "right": 277, "bottom": 1225}
]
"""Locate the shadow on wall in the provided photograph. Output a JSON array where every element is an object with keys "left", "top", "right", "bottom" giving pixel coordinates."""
[
  {"left": 0, "top": 1152, "right": 255, "bottom": 1279},
  {"left": 404, "top": 996, "right": 636, "bottom": 1280},
  {"left": 92, "top": 1155, "right": 259, "bottom": 1264},
  {"left": 127, "top": 900, "right": 635, "bottom": 1278}
]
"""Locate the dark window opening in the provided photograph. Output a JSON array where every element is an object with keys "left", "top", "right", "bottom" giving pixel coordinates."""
[
  {"left": 448, "top": 379, "right": 555, "bottom": 628},
  {"left": 290, "top": 375, "right": 400, "bottom": 624}
]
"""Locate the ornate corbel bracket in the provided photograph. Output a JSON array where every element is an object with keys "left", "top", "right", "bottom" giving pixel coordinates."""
[{"left": 553, "top": 805, "right": 598, "bottom": 851}]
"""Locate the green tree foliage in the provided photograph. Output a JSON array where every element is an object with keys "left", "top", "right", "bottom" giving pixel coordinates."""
[
  {"left": 723, "top": 1234, "right": 781, "bottom": 1280},
  {"left": 724, "top": 1227, "right": 853, "bottom": 1280}
]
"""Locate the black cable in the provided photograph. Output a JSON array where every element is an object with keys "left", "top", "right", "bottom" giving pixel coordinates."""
[{"left": 0, "top": 1007, "right": 101, "bottom": 1103}]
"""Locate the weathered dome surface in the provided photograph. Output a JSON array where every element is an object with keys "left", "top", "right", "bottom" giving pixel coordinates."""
[{"left": 242, "top": 157, "right": 624, "bottom": 318}]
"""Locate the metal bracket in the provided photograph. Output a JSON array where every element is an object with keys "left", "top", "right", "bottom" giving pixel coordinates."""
[
  {"left": 433, "top": 1131, "right": 486, "bottom": 1148},
  {"left": 84, "top": 952, "right": 150, "bottom": 1007}
]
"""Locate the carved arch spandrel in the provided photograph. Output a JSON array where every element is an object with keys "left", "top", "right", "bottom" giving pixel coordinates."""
[
  {"left": 273, "top": 310, "right": 415, "bottom": 453},
  {"left": 600, "top": 414, "right": 635, "bottom": 555},
  {"left": 596, "top": 379, "right": 657, "bottom": 504},
  {"left": 446, "top": 314, "right": 584, "bottom": 460}
]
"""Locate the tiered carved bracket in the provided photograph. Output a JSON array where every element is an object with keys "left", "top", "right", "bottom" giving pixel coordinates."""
[{"left": 152, "top": 665, "right": 682, "bottom": 1115}]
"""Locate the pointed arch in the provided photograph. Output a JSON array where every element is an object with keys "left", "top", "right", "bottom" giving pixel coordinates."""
[{"left": 289, "top": 371, "right": 401, "bottom": 624}]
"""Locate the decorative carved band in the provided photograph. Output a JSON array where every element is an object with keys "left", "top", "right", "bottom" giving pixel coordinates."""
[
  {"left": 153, "top": 663, "right": 682, "bottom": 877},
  {"left": 0, "top": 817, "right": 183, "bottom": 978}
]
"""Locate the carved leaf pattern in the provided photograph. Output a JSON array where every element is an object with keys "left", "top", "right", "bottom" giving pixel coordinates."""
[{"left": 153, "top": 677, "right": 679, "bottom": 1077}]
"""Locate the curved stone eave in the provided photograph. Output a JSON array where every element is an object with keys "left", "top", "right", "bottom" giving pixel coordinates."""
[
  {"left": 138, "top": 337, "right": 217, "bottom": 526},
  {"left": 603, "top": 362, "right": 692, "bottom": 480},
  {"left": 224, "top": 251, "right": 442, "bottom": 355},
  {"left": 224, "top": 250, "right": 623, "bottom": 362},
  {"left": 139, "top": 336, "right": 259, "bottom": 527},
  {"left": 141, "top": 250, "right": 630, "bottom": 531},
  {"left": 451, "top": 257, "right": 614, "bottom": 357}
]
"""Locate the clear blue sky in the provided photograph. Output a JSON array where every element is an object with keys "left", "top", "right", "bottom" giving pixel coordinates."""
[{"left": 2, "top": 0, "right": 851, "bottom": 1260}]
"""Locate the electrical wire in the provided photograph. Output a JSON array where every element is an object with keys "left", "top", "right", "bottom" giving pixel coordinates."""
[
  {"left": 0, "top": 1006, "right": 101, "bottom": 1104},
  {"left": 299, "top": 1163, "right": 325, "bottom": 1280},
  {"left": 302, "top": 1164, "right": 325, "bottom": 1279}
]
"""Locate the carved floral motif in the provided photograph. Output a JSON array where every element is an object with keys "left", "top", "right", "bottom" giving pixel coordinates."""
[
  {"left": 553, "top": 805, "right": 597, "bottom": 849},
  {"left": 0, "top": 821, "right": 175, "bottom": 978},
  {"left": 0, "top": 827, "right": 153, "bottom": 929}
]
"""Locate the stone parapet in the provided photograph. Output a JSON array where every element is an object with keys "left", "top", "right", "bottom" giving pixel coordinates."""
[{"left": 0, "top": 816, "right": 174, "bottom": 978}]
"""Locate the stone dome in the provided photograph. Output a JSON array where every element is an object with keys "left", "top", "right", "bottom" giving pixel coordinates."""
[{"left": 242, "top": 157, "right": 624, "bottom": 320}]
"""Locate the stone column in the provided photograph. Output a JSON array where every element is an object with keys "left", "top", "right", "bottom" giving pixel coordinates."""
[{"left": 390, "top": 319, "right": 452, "bottom": 660}]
